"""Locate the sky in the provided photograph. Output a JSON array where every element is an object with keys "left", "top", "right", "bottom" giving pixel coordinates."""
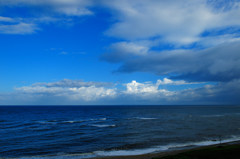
[{"left": 0, "top": 0, "right": 240, "bottom": 105}]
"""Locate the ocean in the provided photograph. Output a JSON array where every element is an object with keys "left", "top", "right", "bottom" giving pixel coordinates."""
[{"left": 1, "top": 105, "right": 240, "bottom": 159}]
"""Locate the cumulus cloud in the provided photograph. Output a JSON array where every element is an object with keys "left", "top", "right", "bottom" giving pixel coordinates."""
[
  {"left": 0, "top": 78, "right": 239, "bottom": 105},
  {"left": 123, "top": 78, "right": 199, "bottom": 94},
  {"left": 123, "top": 80, "right": 162, "bottom": 94},
  {"left": 120, "top": 79, "right": 240, "bottom": 105},
  {"left": 14, "top": 79, "right": 116, "bottom": 102}
]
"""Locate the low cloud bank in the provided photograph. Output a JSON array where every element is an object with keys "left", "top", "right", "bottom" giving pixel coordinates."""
[{"left": 1, "top": 78, "right": 239, "bottom": 105}]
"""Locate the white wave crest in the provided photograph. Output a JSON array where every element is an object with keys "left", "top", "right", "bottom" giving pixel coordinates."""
[
  {"left": 94, "top": 135, "right": 240, "bottom": 157},
  {"left": 7, "top": 136, "right": 240, "bottom": 159},
  {"left": 133, "top": 117, "right": 157, "bottom": 120},
  {"left": 201, "top": 115, "right": 224, "bottom": 117},
  {"left": 63, "top": 120, "right": 83, "bottom": 123},
  {"left": 89, "top": 118, "right": 107, "bottom": 121},
  {"left": 90, "top": 124, "right": 115, "bottom": 128}
]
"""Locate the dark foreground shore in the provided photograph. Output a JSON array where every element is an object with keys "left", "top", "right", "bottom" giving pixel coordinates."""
[{"left": 88, "top": 141, "right": 240, "bottom": 159}]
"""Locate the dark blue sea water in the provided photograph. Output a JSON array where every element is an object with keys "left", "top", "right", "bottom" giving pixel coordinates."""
[{"left": 1, "top": 105, "right": 240, "bottom": 159}]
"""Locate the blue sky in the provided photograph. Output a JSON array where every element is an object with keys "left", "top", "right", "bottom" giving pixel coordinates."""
[{"left": 0, "top": 0, "right": 240, "bottom": 105}]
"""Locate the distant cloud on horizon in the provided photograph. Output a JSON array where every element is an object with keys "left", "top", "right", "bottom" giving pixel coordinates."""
[{"left": 0, "top": 78, "right": 239, "bottom": 105}]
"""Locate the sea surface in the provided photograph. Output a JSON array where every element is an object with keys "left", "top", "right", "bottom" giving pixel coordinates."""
[{"left": 1, "top": 105, "right": 240, "bottom": 159}]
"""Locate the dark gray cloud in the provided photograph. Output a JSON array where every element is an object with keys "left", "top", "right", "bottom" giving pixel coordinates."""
[
  {"left": 32, "top": 79, "right": 114, "bottom": 88},
  {"left": 103, "top": 41, "right": 240, "bottom": 82},
  {"left": 176, "top": 79, "right": 240, "bottom": 105},
  {"left": 100, "top": 42, "right": 149, "bottom": 63}
]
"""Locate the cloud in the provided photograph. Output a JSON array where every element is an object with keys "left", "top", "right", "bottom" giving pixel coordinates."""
[
  {"left": 0, "top": 16, "right": 56, "bottom": 34},
  {"left": 104, "top": 0, "right": 240, "bottom": 45},
  {"left": 14, "top": 85, "right": 116, "bottom": 101},
  {"left": 123, "top": 80, "right": 163, "bottom": 94},
  {"left": 105, "top": 41, "right": 240, "bottom": 82},
  {"left": 120, "top": 79, "right": 240, "bottom": 105},
  {"left": 0, "top": 22, "right": 38, "bottom": 34},
  {"left": 176, "top": 79, "right": 240, "bottom": 104},
  {"left": 14, "top": 79, "right": 116, "bottom": 102},
  {"left": 32, "top": 79, "right": 114, "bottom": 88},
  {"left": 0, "top": 78, "right": 239, "bottom": 105},
  {"left": 0, "top": 16, "right": 15, "bottom": 22},
  {"left": 123, "top": 78, "right": 199, "bottom": 94},
  {"left": 0, "top": 0, "right": 94, "bottom": 34},
  {"left": 2, "top": 0, "right": 240, "bottom": 40},
  {"left": 99, "top": 1, "right": 240, "bottom": 84},
  {"left": 0, "top": 0, "right": 94, "bottom": 16},
  {"left": 197, "top": 33, "right": 240, "bottom": 48},
  {"left": 156, "top": 78, "right": 201, "bottom": 85},
  {"left": 100, "top": 42, "right": 149, "bottom": 63}
]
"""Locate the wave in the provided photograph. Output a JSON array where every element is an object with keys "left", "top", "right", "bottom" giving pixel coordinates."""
[
  {"left": 62, "top": 120, "right": 83, "bottom": 124},
  {"left": 89, "top": 118, "right": 107, "bottom": 121},
  {"left": 1, "top": 152, "right": 96, "bottom": 159},
  {"left": 139, "top": 117, "right": 157, "bottom": 120},
  {"left": 94, "top": 136, "right": 240, "bottom": 157},
  {"left": 90, "top": 124, "right": 115, "bottom": 128},
  {"left": 35, "top": 118, "right": 107, "bottom": 125},
  {"left": 200, "top": 113, "right": 240, "bottom": 118},
  {"left": 1, "top": 122, "right": 36, "bottom": 130},
  {"left": 133, "top": 117, "right": 157, "bottom": 120},
  {"left": 2, "top": 136, "right": 240, "bottom": 159},
  {"left": 36, "top": 121, "right": 57, "bottom": 125},
  {"left": 201, "top": 115, "right": 224, "bottom": 118},
  {"left": 28, "top": 127, "right": 52, "bottom": 131},
  {"left": 93, "top": 148, "right": 157, "bottom": 156}
]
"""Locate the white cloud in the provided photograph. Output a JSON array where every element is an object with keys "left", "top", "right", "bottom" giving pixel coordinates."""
[
  {"left": 0, "top": 16, "right": 63, "bottom": 34},
  {"left": 156, "top": 78, "right": 200, "bottom": 85},
  {"left": 123, "top": 78, "right": 198, "bottom": 95},
  {"left": 0, "top": 0, "right": 94, "bottom": 16},
  {"left": 11, "top": 78, "right": 198, "bottom": 101},
  {"left": 0, "top": 16, "right": 15, "bottom": 22},
  {"left": 0, "top": 22, "right": 38, "bottom": 34},
  {"left": 15, "top": 84, "right": 116, "bottom": 101},
  {"left": 2, "top": 0, "right": 240, "bottom": 41},
  {"left": 68, "top": 86, "right": 116, "bottom": 101},
  {"left": 197, "top": 33, "right": 240, "bottom": 48},
  {"left": 0, "top": 0, "right": 94, "bottom": 34},
  {"left": 12, "top": 79, "right": 116, "bottom": 102},
  {"left": 0, "top": 78, "right": 239, "bottom": 105},
  {"left": 123, "top": 80, "right": 160, "bottom": 94},
  {"left": 104, "top": 0, "right": 240, "bottom": 45},
  {"left": 121, "top": 78, "right": 240, "bottom": 105}
]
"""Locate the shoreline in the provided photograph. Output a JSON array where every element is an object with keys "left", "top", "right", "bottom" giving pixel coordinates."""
[{"left": 87, "top": 140, "right": 240, "bottom": 159}]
